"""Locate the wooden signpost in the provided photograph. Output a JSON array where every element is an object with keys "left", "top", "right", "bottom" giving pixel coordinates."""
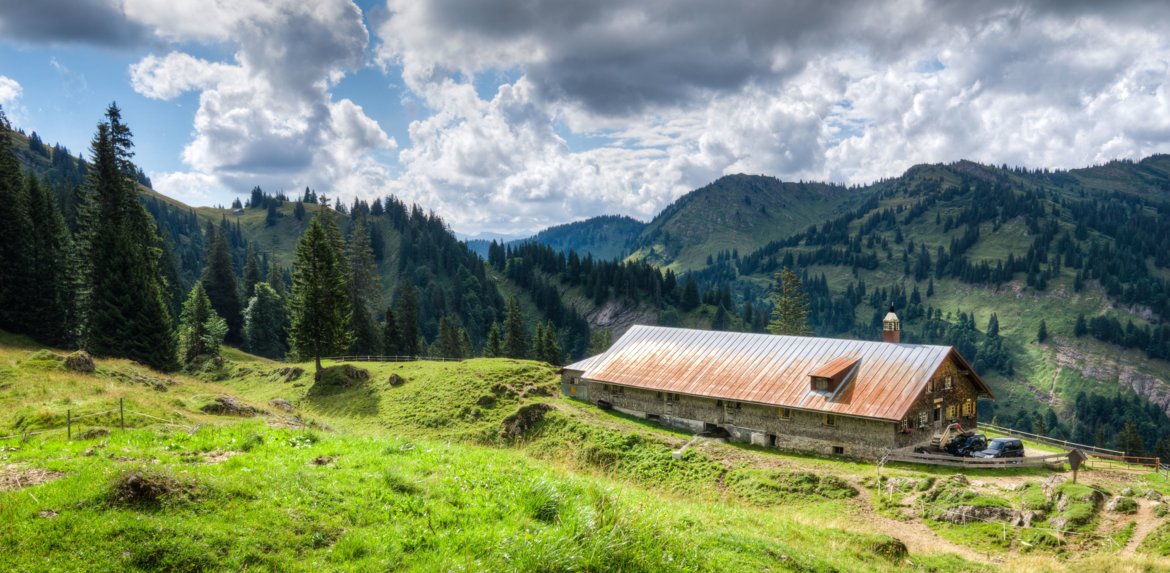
[{"left": 1068, "top": 449, "right": 1087, "bottom": 483}]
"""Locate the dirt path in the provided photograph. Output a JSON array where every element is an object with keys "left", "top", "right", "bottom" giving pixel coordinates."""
[
  {"left": 1119, "top": 500, "right": 1159, "bottom": 557},
  {"left": 850, "top": 483, "right": 996, "bottom": 565}
]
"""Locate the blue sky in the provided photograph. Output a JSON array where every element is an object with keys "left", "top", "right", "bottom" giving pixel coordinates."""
[{"left": 3, "top": 1, "right": 1170, "bottom": 235}]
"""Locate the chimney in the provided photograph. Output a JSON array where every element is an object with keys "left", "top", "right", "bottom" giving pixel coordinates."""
[{"left": 882, "top": 305, "right": 901, "bottom": 343}]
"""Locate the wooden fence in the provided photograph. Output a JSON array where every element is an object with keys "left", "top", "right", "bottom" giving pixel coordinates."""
[
  {"left": 884, "top": 449, "right": 1069, "bottom": 469},
  {"left": 322, "top": 355, "right": 465, "bottom": 363},
  {"left": 979, "top": 422, "right": 1124, "bottom": 456},
  {"left": 0, "top": 399, "right": 189, "bottom": 442}
]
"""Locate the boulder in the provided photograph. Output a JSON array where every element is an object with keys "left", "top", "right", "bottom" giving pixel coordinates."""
[
  {"left": 388, "top": 373, "right": 405, "bottom": 387},
  {"left": 500, "top": 403, "right": 555, "bottom": 440},
  {"left": 935, "top": 505, "right": 1016, "bottom": 524},
  {"left": 269, "top": 398, "right": 294, "bottom": 412},
  {"left": 200, "top": 395, "right": 259, "bottom": 417},
  {"left": 64, "top": 351, "right": 95, "bottom": 373}
]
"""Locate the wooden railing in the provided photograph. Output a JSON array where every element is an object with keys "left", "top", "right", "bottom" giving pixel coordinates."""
[
  {"left": 979, "top": 422, "right": 1124, "bottom": 456},
  {"left": 884, "top": 449, "right": 1068, "bottom": 469},
  {"left": 322, "top": 355, "right": 465, "bottom": 363}
]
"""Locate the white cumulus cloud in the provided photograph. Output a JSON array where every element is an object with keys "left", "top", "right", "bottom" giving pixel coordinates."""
[
  {"left": 0, "top": 75, "right": 21, "bottom": 108},
  {"left": 126, "top": 0, "right": 395, "bottom": 201}
]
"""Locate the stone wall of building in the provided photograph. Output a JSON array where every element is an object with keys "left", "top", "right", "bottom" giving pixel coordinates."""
[
  {"left": 585, "top": 381, "right": 903, "bottom": 459},
  {"left": 560, "top": 369, "right": 589, "bottom": 402}
]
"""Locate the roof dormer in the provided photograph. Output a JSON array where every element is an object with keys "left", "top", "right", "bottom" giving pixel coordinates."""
[{"left": 809, "top": 357, "right": 860, "bottom": 393}]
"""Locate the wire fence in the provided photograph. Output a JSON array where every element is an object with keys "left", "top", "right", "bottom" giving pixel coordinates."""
[
  {"left": 0, "top": 398, "right": 191, "bottom": 442},
  {"left": 322, "top": 355, "right": 465, "bottom": 363}
]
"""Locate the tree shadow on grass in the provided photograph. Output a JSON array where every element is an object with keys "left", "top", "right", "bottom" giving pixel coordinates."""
[{"left": 304, "top": 386, "right": 381, "bottom": 418}]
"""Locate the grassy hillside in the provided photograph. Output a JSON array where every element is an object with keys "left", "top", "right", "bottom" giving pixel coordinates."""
[
  {"left": 524, "top": 215, "right": 646, "bottom": 261},
  {"left": 4, "top": 334, "right": 1170, "bottom": 571},
  {"left": 630, "top": 174, "right": 858, "bottom": 270}
]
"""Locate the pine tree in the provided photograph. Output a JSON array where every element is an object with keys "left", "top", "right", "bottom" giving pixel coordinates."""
[
  {"left": 767, "top": 267, "right": 811, "bottom": 336},
  {"left": 288, "top": 215, "right": 353, "bottom": 373},
  {"left": 267, "top": 260, "right": 285, "bottom": 296},
  {"left": 24, "top": 172, "right": 74, "bottom": 345},
  {"left": 538, "top": 319, "right": 562, "bottom": 365},
  {"left": 503, "top": 296, "right": 527, "bottom": 359},
  {"left": 987, "top": 313, "right": 999, "bottom": 337},
  {"left": 1037, "top": 320, "right": 1049, "bottom": 343},
  {"left": 382, "top": 307, "right": 400, "bottom": 356},
  {"left": 242, "top": 245, "right": 262, "bottom": 300},
  {"left": 681, "top": 275, "right": 700, "bottom": 310},
  {"left": 588, "top": 328, "right": 612, "bottom": 355},
  {"left": 202, "top": 220, "right": 242, "bottom": 343},
  {"left": 293, "top": 200, "right": 306, "bottom": 221},
  {"left": 1120, "top": 419, "right": 1146, "bottom": 456},
  {"left": 347, "top": 212, "right": 383, "bottom": 354},
  {"left": 0, "top": 107, "right": 34, "bottom": 333},
  {"left": 243, "top": 282, "right": 286, "bottom": 360},
  {"left": 395, "top": 282, "right": 420, "bottom": 356},
  {"left": 76, "top": 104, "right": 176, "bottom": 371},
  {"left": 177, "top": 282, "right": 227, "bottom": 365},
  {"left": 712, "top": 304, "right": 730, "bottom": 331},
  {"left": 485, "top": 322, "right": 502, "bottom": 357},
  {"left": 1074, "top": 314, "right": 1087, "bottom": 337},
  {"left": 437, "top": 315, "right": 465, "bottom": 359}
]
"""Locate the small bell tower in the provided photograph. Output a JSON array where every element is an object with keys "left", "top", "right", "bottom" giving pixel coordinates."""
[{"left": 882, "top": 305, "right": 901, "bottom": 344}]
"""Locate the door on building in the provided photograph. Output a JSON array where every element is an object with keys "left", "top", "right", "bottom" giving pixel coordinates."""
[{"left": 933, "top": 405, "right": 943, "bottom": 431}]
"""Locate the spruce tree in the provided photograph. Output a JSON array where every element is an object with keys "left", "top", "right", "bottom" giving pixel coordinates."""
[
  {"left": 243, "top": 283, "right": 286, "bottom": 360},
  {"left": 202, "top": 220, "right": 242, "bottom": 343},
  {"left": 1037, "top": 320, "right": 1049, "bottom": 343},
  {"left": 1074, "top": 314, "right": 1087, "bottom": 337},
  {"left": 242, "top": 245, "right": 262, "bottom": 300},
  {"left": 1120, "top": 419, "right": 1145, "bottom": 456},
  {"left": 503, "top": 296, "right": 527, "bottom": 359},
  {"left": 0, "top": 107, "right": 33, "bottom": 333},
  {"left": 767, "top": 267, "right": 811, "bottom": 336},
  {"left": 76, "top": 104, "right": 176, "bottom": 371},
  {"left": 347, "top": 212, "right": 383, "bottom": 354},
  {"left": 395, "top": 282, "right": 420, "bottom": 356},
  {"left": 267, "top": 260, "right": 285, "bottom": 296},
  {"left": 437, "top": 315, "right": 465, "bottom": 359},
  {"left": 382, "top": 307, "right": 400, "bottom": 356},
  {"left": 681, "top": 275, "right": 700, "bottom": 310},
  {"left": 177, "top": 282, "right": 227, "bottom": 365},
  {"left": 485, "top": 322, "right": 502, "bottom": 357},
  {"left": 24, "top": 172, "right": 74, "bottom": 345},
  {"left": 288, "top": 215, "right": 353, "bottom": 373},
  {"left": 538, "top": 319, "right": 562, "bottom": 365}
]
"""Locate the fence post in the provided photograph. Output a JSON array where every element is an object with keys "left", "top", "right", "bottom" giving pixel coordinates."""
[
  {"left": 120, "top": 398, "right": 125, "bottom": 431},
  {"left": 67, "top": 409, "right": 71, "bottom": 440}
]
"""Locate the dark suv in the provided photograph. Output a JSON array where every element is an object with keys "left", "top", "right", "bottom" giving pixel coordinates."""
[
  {"left": 944, "top": 433, "right": 988, "bottom": 457},
  {"left": 972, "top": 438, "right": 1025, "bottom": 458}
]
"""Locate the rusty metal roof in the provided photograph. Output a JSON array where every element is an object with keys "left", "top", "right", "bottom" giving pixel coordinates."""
[
  {"left": 808, "top": 356, "right": 860, "bottom": 379},
  {"left": 580, "top": 325, "right": 992, "bottom": 421}
]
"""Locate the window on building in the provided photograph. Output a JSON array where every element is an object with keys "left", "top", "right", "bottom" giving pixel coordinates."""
[
  {"left": 823, "top": 414, "right": 836, "bottom": 427},
  {"left": 814, "top": 378, "right": 829, "bottom": 391},
  {"left": 918, "top": 411, "right": 929, "bottom": 427},
  {"left": 944, "top": 376, "right": 953, "bottom": 391},
  {"left": 962, "top": 400, "right": 974, "bottom": 417},
  {"left": 946, "top": 405, "right": 957, "bottom": 419},
  {"left": 779, "top": 407, "right": 792, "bottom": 420},
  {"left": 832, "top": 446, "right": 845, "bottom": 455},
  {"left": 926, "top": 380, "right": 934, "bottom": 393}
]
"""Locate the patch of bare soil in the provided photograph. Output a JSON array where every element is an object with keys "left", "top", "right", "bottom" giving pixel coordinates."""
[
  {"left": 0, "top": 464, "right": 64, "bottom": 492},
  {"left": 1117, "top": 500, "right": 1159, "bottom": 557},
  {"left": 178, "top": 451, "right": 241, "bottom": 465},
  {"left": 852, "top": 485, "right": 995, "bottom": 565}
]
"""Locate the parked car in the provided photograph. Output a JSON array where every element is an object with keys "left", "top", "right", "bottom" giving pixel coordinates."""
[
  {"left": 971, "top": 437, "right": 1025, "bottom": 459},
  {"left": 944, "top": 433, "right": 988, "bottom": 457}
]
